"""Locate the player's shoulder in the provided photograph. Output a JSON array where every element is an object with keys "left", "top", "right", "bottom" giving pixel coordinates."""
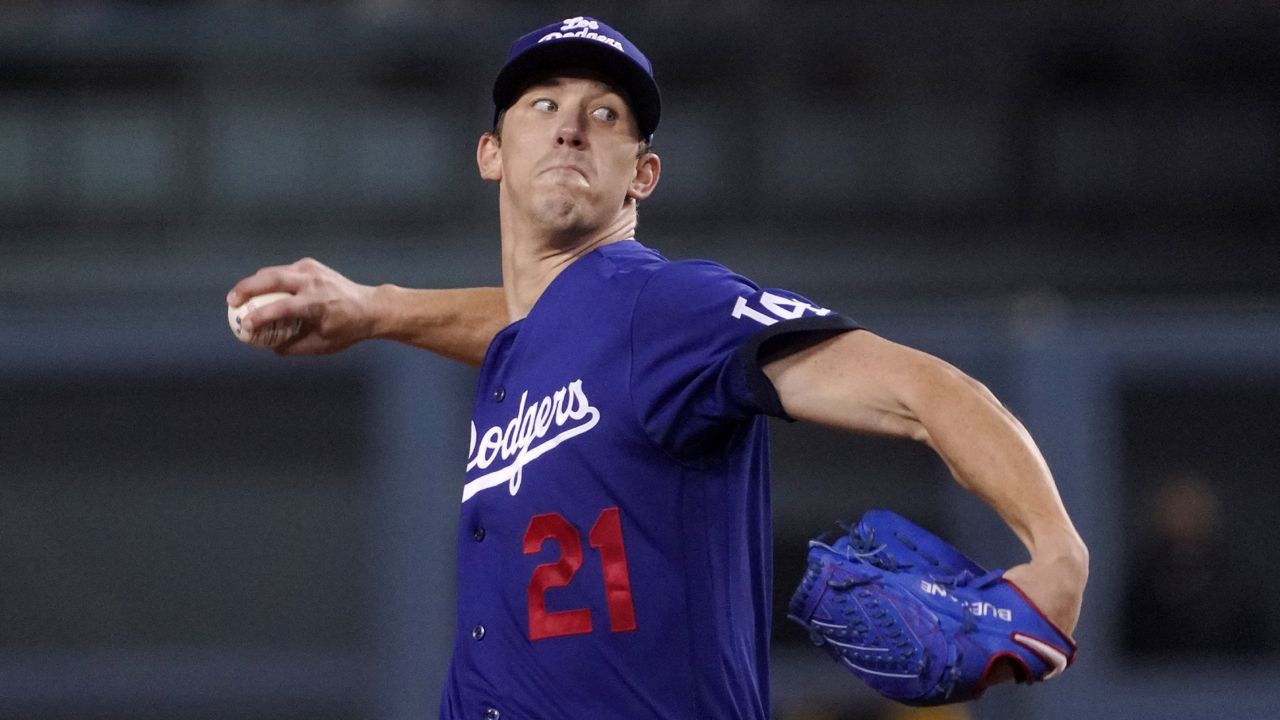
[
  {"left": 594, "top": 241, "right": 759, "bottom": 296},
  {"left": 639, "top": 260, "right": 763, "bottom": 317}
]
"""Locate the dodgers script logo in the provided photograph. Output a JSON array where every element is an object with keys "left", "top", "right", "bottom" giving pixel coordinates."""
[
  {"left": 538, "top": 16, "right": 624, "bottom": 51},
  {"left": 463, "top": 379, "right": 600, "bottom": 503},
  {"left": 559, "top": 16, "right": 598, "bottom": 31}
]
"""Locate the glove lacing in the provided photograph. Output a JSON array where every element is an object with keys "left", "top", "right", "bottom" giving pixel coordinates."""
[{"left": 842, "top": 522, "right": 992, "bottom": 699}]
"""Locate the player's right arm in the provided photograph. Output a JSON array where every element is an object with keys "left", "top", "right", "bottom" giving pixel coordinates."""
[{"left": 228, "top": 257, "right": 507, "bottom": 366}]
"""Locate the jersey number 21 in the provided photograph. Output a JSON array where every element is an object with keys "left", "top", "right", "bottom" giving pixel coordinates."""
[{"left": 524, "top": 507, "right": 637, "bottom": 640}]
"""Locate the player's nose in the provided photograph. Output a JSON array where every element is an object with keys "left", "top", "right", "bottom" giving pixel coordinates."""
[{"left": 555, "top": 111, "right": 587, "bottom": 149}]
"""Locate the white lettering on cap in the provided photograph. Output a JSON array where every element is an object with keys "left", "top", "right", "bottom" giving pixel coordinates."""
[
  {"left": 560, "top": 16, "right": 599, "bottom": 31},
  {"left": 537, "top": 17, "right": 623, "bottom": 51}
]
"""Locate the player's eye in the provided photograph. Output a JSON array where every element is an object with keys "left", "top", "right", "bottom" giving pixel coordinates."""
[
  {"left": 591, "top": 106, "right": 618, "bottom": 123},
  {"left": 532, "top": 98, "right": 557, "bottom": 113}
]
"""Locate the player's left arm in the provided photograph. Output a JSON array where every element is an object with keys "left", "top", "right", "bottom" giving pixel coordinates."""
[{"left": 763, "top": 329, "right": 1088, "bottom": 637}]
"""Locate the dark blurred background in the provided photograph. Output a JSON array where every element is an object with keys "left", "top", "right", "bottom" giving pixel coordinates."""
[{"left": 1, "top": 2, "right": 1278, "bottom": 719}]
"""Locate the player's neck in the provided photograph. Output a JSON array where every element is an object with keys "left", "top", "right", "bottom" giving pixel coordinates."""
[{"left": 498, "top": 204, "right": 637, "bottom": 321}]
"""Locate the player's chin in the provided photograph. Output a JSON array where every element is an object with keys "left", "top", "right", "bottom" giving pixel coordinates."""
[
  {"left": 532, "top": 194, "right": 592, "bottom": 229},
  {"left": 533, "top": 179, "right": 588, "bottom": 203}
]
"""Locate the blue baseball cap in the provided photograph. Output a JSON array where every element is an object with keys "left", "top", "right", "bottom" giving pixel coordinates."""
[{"left": 492, "top": 16, "right": 660, "bottom": 144}]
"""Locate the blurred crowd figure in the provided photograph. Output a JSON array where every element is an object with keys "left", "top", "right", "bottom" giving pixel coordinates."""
[{"left": 1122, "top": 470, "right": 1272, "bottom": 657}]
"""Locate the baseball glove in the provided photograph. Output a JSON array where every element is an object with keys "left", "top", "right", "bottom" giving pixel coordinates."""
[{"left": 788, "top": 509, "right": 1076, "bottom": 706}]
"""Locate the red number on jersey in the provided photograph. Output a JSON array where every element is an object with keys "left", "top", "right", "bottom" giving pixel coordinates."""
[
  {"left": 524, "top": 513, "right": 593, "bottom": 640},
  {"left": 588, "top": 507, "right": 637, "bottom": 632},
  {"left": 523, "top": 507, "right": 638, "bottom": 640}
]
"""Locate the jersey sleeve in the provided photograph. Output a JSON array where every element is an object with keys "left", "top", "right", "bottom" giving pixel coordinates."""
[{"left": 628, "top": 260, "right": 860, "bottom": 460}]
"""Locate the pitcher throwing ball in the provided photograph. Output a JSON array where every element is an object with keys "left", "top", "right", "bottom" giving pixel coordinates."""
[{"left": 228, "top": 15, "right": 1088, "bottom": 719}]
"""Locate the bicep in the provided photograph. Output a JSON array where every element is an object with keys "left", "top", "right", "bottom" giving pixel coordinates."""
[{"left": 762, "top": 329, "right": 967, "bottom": 442}]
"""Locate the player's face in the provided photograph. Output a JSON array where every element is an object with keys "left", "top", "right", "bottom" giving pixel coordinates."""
[{"left": 481, "top": 72, "right": 653, "bottom": 240}]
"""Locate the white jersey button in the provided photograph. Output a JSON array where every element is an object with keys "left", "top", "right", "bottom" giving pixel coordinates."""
[{"left": 472, "top": 624, "right": 486, "bottom": 640}]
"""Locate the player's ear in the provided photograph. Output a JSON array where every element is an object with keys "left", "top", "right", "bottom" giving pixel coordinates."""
[
  {"left": 627, "top": 151, "right": 660, "bottom": 201},
  {"left": 477, "top": 132, "right": 502, "bottom": 182}
]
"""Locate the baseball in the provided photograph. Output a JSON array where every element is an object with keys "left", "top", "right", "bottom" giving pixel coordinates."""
[{"left": 227, "top": 291, "right": 303, "bottom": 347}]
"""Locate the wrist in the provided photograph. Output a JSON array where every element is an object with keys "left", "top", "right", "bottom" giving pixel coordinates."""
[
  {"left": 1030, "top": 531, "right": 1089, "bottom": 580},
  {"left": 366, "top": 283, "right": 402, "bottom": 340}
]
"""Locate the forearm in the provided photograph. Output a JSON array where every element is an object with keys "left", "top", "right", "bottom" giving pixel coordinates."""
[
  {"left": 370, "top": 285, "right": 508, "bottom": 366},
  {"left": 768, "top": 331, "right": 1086, "bottom": 564},
  {"left": 768, "top": 329, "right": 1087, "bottom": 633},
  {"left": 911, "top": 365, "right": 1087, "bottom": 564},
  {"left": 914, "top": 367, "right": 1089, "bottom": 636}
]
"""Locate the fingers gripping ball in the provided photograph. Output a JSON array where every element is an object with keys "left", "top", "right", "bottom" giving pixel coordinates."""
[
  {"left": 788, "top": 510, "right": 1076, "bottom": 706},
  {"left": 227, "top": 292, "right": 302, "bottom": 347}
]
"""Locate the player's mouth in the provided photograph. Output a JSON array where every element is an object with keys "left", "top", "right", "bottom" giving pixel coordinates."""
[
  {"left": 551, "top": 165, "right": 588, "bottom": 180},
  {"left": 539, "top": 161, "right": 590, "bottom": 183}
]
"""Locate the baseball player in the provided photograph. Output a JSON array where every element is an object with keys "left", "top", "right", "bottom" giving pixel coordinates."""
[{"left": 228, "top": 16, "right": 1088, "bottom": 719}]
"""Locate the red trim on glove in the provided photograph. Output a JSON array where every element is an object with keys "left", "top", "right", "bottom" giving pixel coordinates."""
[{"left": 998, "top": 575, "right": 1078, "bottom": 660}]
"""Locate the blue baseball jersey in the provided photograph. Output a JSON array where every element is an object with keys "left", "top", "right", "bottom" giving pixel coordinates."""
[{"left": 441, "top": 240, "right": 859, "bottom": 720}]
